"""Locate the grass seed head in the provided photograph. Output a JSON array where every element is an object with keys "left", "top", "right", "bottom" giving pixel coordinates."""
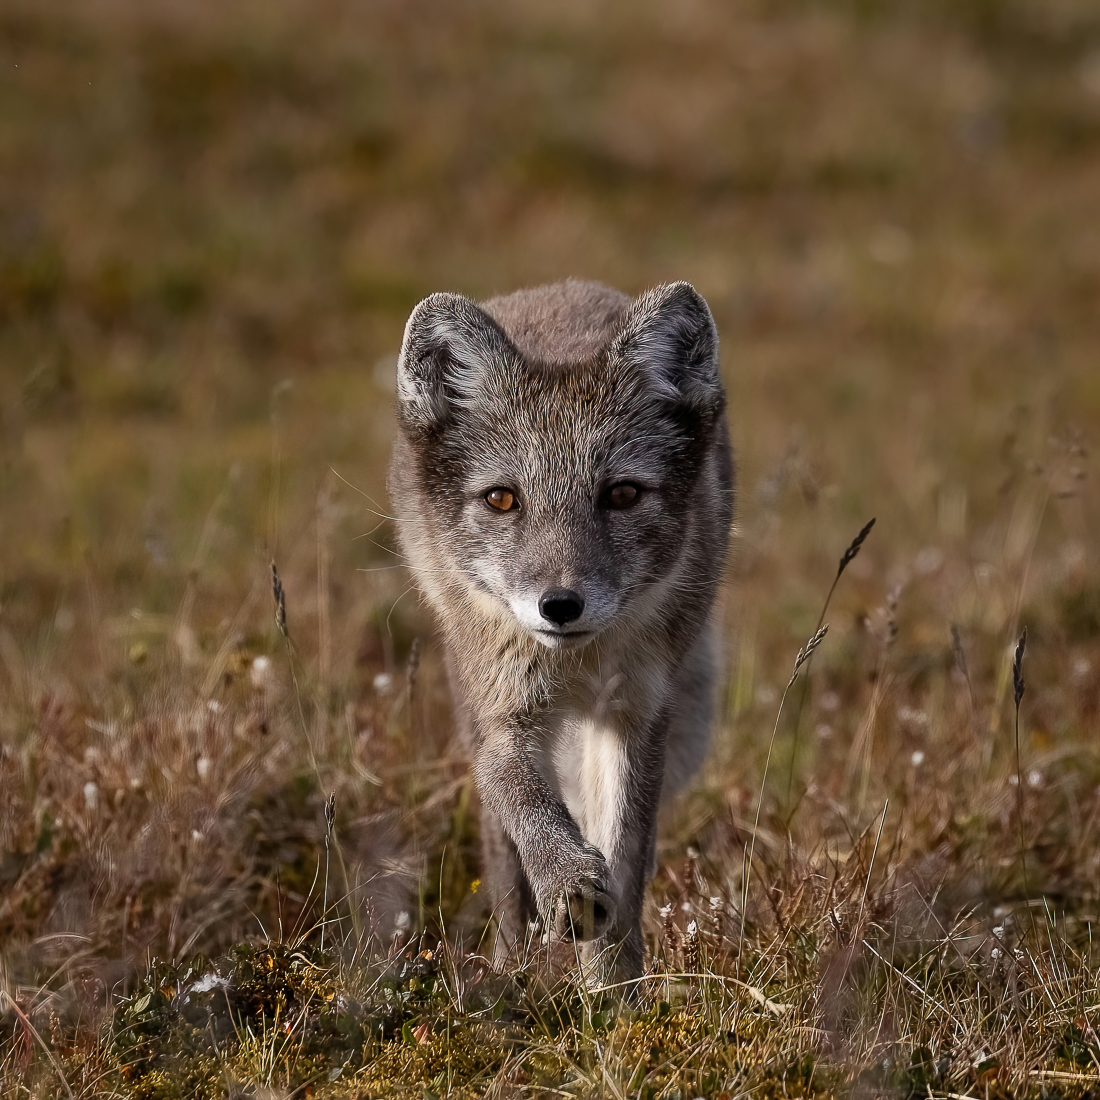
[
  {"left": 271, "top": 561, "right": 288, "bottom": 639},
  {"left": 683, "top": 920, "right": 699, "bottom": 973},
  {"left": 1013, "top": 627, "right": 1027, "bottom": 708},
  {"left": 837, "top": 517, "right": 876, "bottom": 578},
  {"left": 406, "top": 636, "right": 422, "bottom": 692},
  {"left": 794, "top": 624, "right": 829, "bottom": 675},
  {"left": 950, "top": 622, "right": 967, "bottom": 677},
  {"left": 660, "top": 903, "right": 681, "bottom": 962}
]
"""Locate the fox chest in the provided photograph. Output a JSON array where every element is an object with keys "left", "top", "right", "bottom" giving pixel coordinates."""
[{"left": 544, "top": 714, "right": 629, "bottom": 861}]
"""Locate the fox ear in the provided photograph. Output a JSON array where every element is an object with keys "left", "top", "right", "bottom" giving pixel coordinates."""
[
  {"left": 396, "top": 292, "right": 514, "bottom": 425},
  {"left": 613, "top": 282, "right": 722, "bottom": 418}
]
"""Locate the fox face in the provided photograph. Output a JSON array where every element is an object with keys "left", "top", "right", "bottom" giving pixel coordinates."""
[{"left": 394, "top": 282, "right": 727, "bottom": 649}]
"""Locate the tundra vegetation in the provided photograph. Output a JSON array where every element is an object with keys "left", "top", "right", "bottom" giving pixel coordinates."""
[{"left": 2, "top": 0, "right": 1100, "bottom": 1096}]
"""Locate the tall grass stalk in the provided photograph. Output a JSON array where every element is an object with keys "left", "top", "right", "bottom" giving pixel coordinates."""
[
  {"left": 271, "top": 560, "right": 355, "bottom": 946},
  {"left": 1012, "top": 627, "right": 1036, "bottom": 943},
  {"left": 322, "top": 793, "right": 337, "bottom": 951},
  {"left": 786, "top": 518, "right": 875, "bottom": 804},
  {"left": 739, "top": 624, "right": 828, "bottom": 973}
]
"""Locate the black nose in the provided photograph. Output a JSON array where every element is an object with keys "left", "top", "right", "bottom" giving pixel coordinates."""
[{"left": 539, "top": 588, "right": 585, "bottom": 627}]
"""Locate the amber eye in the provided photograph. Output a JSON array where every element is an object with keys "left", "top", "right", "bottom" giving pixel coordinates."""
[
  {"left": 485, "top": 488, "right": 517, "bottom": 512},
  {"left": 606, "top": 483, "right": 640, "bottom": 509}
]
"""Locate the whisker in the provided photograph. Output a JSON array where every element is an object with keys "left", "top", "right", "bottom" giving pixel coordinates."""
[
  {"left": 351, "top": 519, "right": 390, "bottom": 541},
  {"left": 329, "top": 465, "right": 398, "bottom": 521}
]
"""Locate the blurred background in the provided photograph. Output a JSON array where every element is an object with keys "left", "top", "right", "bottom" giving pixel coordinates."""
[{"left": 2, "top": 0, "right": 1100, "bottom": 992}]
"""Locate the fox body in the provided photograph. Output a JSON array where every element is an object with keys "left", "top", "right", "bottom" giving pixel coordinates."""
[{"left": 390, "top": 279, "right": 733, "bottom": 979}]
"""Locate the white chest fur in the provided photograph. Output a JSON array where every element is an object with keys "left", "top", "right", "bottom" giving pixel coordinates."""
[{"left": 548, "top": 714, "right": 627, "bottom": 863}]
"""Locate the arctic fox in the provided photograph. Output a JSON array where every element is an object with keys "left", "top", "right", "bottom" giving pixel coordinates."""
[{"left": 390, "top": 279, "right": 733, "bottom": 980}]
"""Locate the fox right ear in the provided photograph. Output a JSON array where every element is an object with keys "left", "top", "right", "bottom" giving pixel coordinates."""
[
  {"left": 396, "top": 293, "right": 514, "bottom": 426},
  {"left": 612, "top": 282, "right": 723, "bottom": 422}
]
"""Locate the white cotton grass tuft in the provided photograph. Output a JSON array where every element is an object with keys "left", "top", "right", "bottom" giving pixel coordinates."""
[{"left": 250, "top": 655, "right": 272, "bottom": 689}]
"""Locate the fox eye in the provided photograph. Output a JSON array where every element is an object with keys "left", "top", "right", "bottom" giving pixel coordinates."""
[
  {"left": 485, "top": 487, "right": 518, "bottom": 512},
  {"left": 605, "top": 483, "right": 640, "bottom": 509}
]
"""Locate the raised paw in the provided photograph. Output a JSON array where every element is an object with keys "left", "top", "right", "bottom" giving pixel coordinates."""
[{"left": 546, "top": 846, "right": 617, "bottom": 942}]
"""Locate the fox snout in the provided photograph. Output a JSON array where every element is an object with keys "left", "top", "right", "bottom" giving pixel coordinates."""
[
  {"left": 538, "top": 587, "right": 584, "bottom": 626},
  {"left": 507, "top": 581, "right": 616, "bottom": 648}
]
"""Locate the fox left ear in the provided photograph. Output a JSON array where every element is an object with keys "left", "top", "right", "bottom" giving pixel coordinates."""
[
  {"left": 612, "top": 282, "right": 723, "bottom": 420},
  {"left": 396, "top": 292, "right": 515, "bottom": 427}
]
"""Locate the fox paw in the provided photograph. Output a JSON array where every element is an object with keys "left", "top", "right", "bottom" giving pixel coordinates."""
[{"left": 546, "top": 846, "right": 616, "bottom": 942}]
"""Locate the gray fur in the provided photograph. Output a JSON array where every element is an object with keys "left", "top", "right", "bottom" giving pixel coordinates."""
[{"left": 390, "top": 279, "right": 734, "bottom": 981}]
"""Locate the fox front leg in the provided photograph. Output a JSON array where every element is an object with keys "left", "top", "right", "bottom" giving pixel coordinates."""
[
  {"left": 593, "top": 723, "right": 669, "bottom": 983},
  {"left": 473, "top": 728, "right": 617, "bottom": 942}
]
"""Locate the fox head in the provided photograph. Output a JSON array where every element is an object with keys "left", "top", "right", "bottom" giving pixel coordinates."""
[{"left": 393, "top": 281, "right": 728, "bottom": 650}]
